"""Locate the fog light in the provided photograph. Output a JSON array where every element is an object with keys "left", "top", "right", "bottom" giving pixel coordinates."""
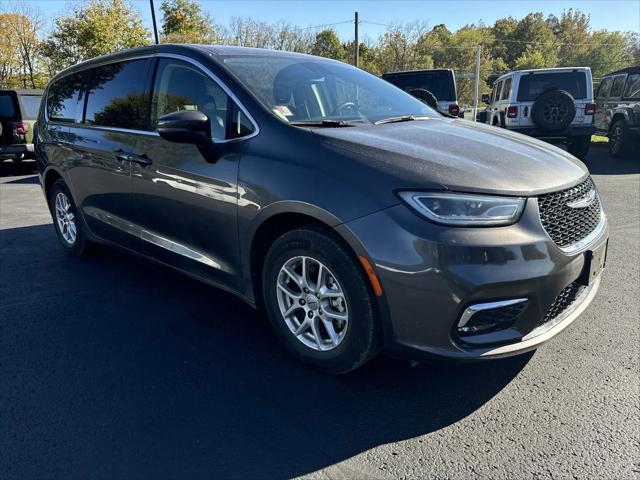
[{"left": 458, "top": 298, "right": 528, "bottom": 336}]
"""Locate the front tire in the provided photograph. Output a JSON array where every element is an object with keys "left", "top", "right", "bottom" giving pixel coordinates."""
[
  {"left": 48, "top": 179, "right": 88, "bottom": 256},
  {"left": 609, "top": 119, "right": 634, "bottom": 159},
  {"left": 567, "top": 135, "right": 591, "bottom": 160},
  {"left": 262, "top": 228, "right": 381, "bottom": 373}
]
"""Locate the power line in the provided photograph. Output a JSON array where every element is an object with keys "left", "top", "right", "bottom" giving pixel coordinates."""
[{"left": 287, "top": 20, "right": 353, "bottom": 33}]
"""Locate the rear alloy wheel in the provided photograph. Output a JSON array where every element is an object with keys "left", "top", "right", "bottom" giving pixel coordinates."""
[
  {"left": 263, "top": 228, "right": 381, "bottom": 373},
  {"left": 567, "top": 135, "right": 591, "bottom": 160},
  {"left": 609, "top": 119, "right": 633, "bottom": 159},
  {"left": 49, "top": 179, "right": 88, "bottom": 256}
]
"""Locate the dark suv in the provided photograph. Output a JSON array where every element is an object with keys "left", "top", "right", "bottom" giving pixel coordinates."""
[
  {"left": 383, "top": 69, "right": 460, "bottom": 116},
  {"left": 0, "top": 89, "right": 43, "bottom": 162},
  {"left": 35, "top": 45, "right": 608, "bottom": 373},
  {"left": 594, "top": 66, "right": 640, "bottom": 158}
]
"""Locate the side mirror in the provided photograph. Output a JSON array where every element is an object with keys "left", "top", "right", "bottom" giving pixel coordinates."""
[
  {"left": 481, "top": 94, "right": 490, "bottom": 105},
  {"left": 158, "top": 110, "right": 211, "bottom": 146}
]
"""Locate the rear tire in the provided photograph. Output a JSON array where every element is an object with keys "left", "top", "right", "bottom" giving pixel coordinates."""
[
  {"left": 567, "top": 135, "right": 591, "bottom": 160},
  {"left": 48, "top": 179, "right": 89, "bottom": 256},
  {"left": 408, "top": 88, "right": 438, "bottom": 111},
  {"left": 609, "top": 119, "right": 634, "bottom": 159},
  {"left": 262, "top": 228, "right": 381, "bottom": 374},
  {"left": 531, "top": 90, "right": 576, "bottom": 133}
]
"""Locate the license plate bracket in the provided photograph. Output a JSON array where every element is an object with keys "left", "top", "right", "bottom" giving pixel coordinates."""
[{"left": 579, "top": 240, "right": 608, "bottom": 286}]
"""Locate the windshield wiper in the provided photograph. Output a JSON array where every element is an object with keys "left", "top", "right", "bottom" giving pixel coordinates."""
[
  {"left": 289, "top": 119, "right": 357, "bottom": 128},
  {"left": 374, "top": 115, "right": 429, "bottom": 125}
]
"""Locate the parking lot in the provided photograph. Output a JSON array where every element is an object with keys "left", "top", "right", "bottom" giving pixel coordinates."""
[{"left": 0, "top": 143, "right": 638, "bottom": 479}]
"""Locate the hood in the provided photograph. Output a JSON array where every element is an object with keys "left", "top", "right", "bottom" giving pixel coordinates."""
[{"left": 312, "top": 117, "right": 588, "bottom": 196}]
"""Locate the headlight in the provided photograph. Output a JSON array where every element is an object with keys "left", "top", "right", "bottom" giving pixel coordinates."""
[{"left": 398, "top": 192, "right": 526, "bottom": 226}]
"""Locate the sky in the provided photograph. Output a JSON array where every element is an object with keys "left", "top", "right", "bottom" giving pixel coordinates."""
[{"left": 12, "top": 0, "right": 640, "bottom": 38}]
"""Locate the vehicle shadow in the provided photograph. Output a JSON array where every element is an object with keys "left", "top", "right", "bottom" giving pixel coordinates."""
[
  {"left": 585, "top": 143, "right": 640, "bottom": 175},
  {"left": 1, "top": 223, "right": 533, "bottom": 479},
  {"left": 0, "top": 159, "right": 38, "bottom": 178}
]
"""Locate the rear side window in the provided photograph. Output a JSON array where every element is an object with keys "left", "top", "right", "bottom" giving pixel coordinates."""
[
  {"left": 0, "top": 94, "right": 15, "bottom": 118},
  {"left": 624, "top": 74, "right": 640, "bottom": 99},
  {"left": 152, "top": 58, "right": 231, "bottom": 140},
  {"left": 517, "top": 72, "right": 587, "bottom": 101},
  {"left": 500, "top": 77, "right": 512, "bottom": 101},
  {"left": 47, "top": 72, "right": 86, "bottom": 123},
  {"left": 609, "top": 76, "right": 625, "bottom": 98},
  {"left": 596, "top": 77, "right": 612, "bottom": 99},
  {"left": 85, "top": 60, "right": 151, "bottom": 130},
  {"left": 19, "top": 95, "right": 42, "bottom": 119},
  {"left": 383, "top": 71, "right": 456, "bottom": 100}
]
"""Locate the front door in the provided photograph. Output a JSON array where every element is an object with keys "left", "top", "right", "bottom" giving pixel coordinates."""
[{"left": 130, "top": 57, "right": 256, "bottom": 290}]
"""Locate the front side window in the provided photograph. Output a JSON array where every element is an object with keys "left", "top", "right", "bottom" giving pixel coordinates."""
[
  {"left": 609, "top": 75, "right": 626, "bottom": 98},
  {"left": 624, "top": 74, "right": 640, "bottom": 99},
  {"left": 517, "top": 72, "right": 587, "bottom": 101},
  {"left": 152, "top": 59, "right": 232, "bottom": 140},
  {"left": 47, "top": 72, "right": 86, "bottom": 123},
  {"left": 596, "top": 77, "right": 613, "bottom": 99},
  {"left": 500, "top": 77, "right": 512, "bottom": 101},
  {"left": 221, "top": 55, "right": 437, "bottom": 124},
  {"left": 85, "top": 60, "right": 151, "bottom": 130}
]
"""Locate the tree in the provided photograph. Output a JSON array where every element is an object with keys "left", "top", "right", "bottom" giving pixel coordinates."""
[
  {"left": 41, "top": 0, "right": 150, "bottom": 74},
  {"left": 160, "top": 0, "right": 219, "bottom": 44},
  {"left": 311, "top": 29, "right": 346, "bottom": 61}
]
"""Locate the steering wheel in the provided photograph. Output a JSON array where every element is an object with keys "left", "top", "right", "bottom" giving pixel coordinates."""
[{"left": 332, "top": 101, "right": 358, "bottom": 117}]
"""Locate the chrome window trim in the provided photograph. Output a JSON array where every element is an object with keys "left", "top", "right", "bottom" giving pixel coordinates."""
[
  {"left": 458, "top": 298, "right": 528, "bottom": 328},
  {"left": 44, "top": 52, "right": 260, "bottom": 143}
]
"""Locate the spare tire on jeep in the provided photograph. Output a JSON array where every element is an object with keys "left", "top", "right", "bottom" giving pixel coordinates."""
[
  {"left": 531, "top": 90, "right": 576, "bottom": 133},
  {"left": 408, "top": 88, "right": 439, "bottom": 111}
]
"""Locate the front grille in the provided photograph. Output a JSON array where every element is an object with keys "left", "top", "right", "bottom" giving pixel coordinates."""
[
  {"left": 541, "top": 281, "right": 585, "bottom": 325},
  {"left": 538, "top": 177, "right": 602, "bottom": 248}
]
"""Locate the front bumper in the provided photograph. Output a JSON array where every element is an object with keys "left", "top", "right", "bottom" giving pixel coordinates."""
[{"left": 337, "top": 197, "right": 608, "bottom": 361}]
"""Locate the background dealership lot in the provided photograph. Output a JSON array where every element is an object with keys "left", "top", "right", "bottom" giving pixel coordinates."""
[{"left": 0, "top": 145, "right": 638, "bottom": 479}]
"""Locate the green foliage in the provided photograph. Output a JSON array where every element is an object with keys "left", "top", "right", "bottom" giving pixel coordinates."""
[
  {"left": 311, "top": 29, "right": 346, "bottom": 61},
  {"left": 160, "top": 0, "right": 218, "bottom": 44},
  {"left": 41, "top": 0, "right": 150, "bottom": 73}
]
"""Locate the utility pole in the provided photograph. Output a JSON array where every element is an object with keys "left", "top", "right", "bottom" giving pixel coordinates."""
[
  {"left": 354, "top": 12, "right": 359, "bottom": 68},
  {"left": 150, "top": 0, "right": 159, "bottom": 45},
  {"left": 472, "top": 45, "right": 481, "bottom": 121}
]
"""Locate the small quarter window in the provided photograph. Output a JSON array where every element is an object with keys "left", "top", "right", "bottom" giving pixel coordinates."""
[
  {"left": 596, "top": 77, "right": 612, "bottom": 99},
  {"left": 47, "top": 72, "right": 86, "bottom": 123},
  {"left": 500, "top": 77, "right": 512, "bottom": 101}
]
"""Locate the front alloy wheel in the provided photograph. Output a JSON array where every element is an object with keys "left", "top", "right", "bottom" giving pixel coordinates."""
[
  {"left": 276, "top": 255, "right": 349, "bottom": 351},
  {"left": 263, "top": 228, "right": 382, "bottom": 373}
]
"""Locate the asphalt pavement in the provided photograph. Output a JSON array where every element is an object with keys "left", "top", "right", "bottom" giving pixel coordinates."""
[{"left": 1, "top": 143, "right": 639, "bottom": 479}]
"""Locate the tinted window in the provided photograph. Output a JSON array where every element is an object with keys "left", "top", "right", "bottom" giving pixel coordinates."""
[
  {"left": 47, "top": 72, "right": 86, "bottom": 122},
  {"left": 624, "top": 74, "right": 640, "bottom": 99},
  {"left": 596, "top": 77, "right": 612, "bottom": 99},
  {"left": 609, "top": 75, "right": 626, "bottom": 98},
  {"left": 222, "top": 55, "right": 437, "bottom": 124},
  {"left": 19, "top": 95, "right": 42, "bottom": 119},
  {"left": 517, "top": 72, "right": 587, "bottom": 101},
  {"left": 152, "top": 59, "right": 229, "bottom": 140},
  {"left": 383, "top": 71, "right": 456, "bottom": 101},
  {"left": 85, "top": 60, "right": 150, "bottom": 130},
  {"left": 500, "top": 77, "right": 512, "bottom": 101},
  {"left": 0, "top": 95, "right": 15, "bottom": 118}
]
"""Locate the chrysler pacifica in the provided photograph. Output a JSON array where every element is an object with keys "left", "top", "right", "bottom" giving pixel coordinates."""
[{"left": 35, "top": 45, "right": 608, "bottom": 373}]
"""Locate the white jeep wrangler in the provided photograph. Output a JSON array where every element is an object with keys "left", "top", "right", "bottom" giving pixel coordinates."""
[{"left": 480, "top": 67, "right": 596, "bottom": 159}]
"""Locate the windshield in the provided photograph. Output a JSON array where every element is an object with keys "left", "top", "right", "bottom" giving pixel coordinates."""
[
  {"left": 517, "top": 72, "right": 587, "bottom": 101},
  {"left": 19, "top": 95, "right": 42, "bottom": 119},
  {"left": 220, "top": 55, "right": 438, "bottom": 124},
  {"left": 383, "top": 71, "right": 456, "bottom": 101}
]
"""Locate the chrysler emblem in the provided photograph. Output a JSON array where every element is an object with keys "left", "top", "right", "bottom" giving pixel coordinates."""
[{"left": 566, "top": 189, "right": 596, "bottom": 209}]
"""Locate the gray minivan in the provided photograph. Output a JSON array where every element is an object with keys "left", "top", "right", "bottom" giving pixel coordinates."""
[{"left": 36, "top": 45, "right": 608, "bottom": 373}]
